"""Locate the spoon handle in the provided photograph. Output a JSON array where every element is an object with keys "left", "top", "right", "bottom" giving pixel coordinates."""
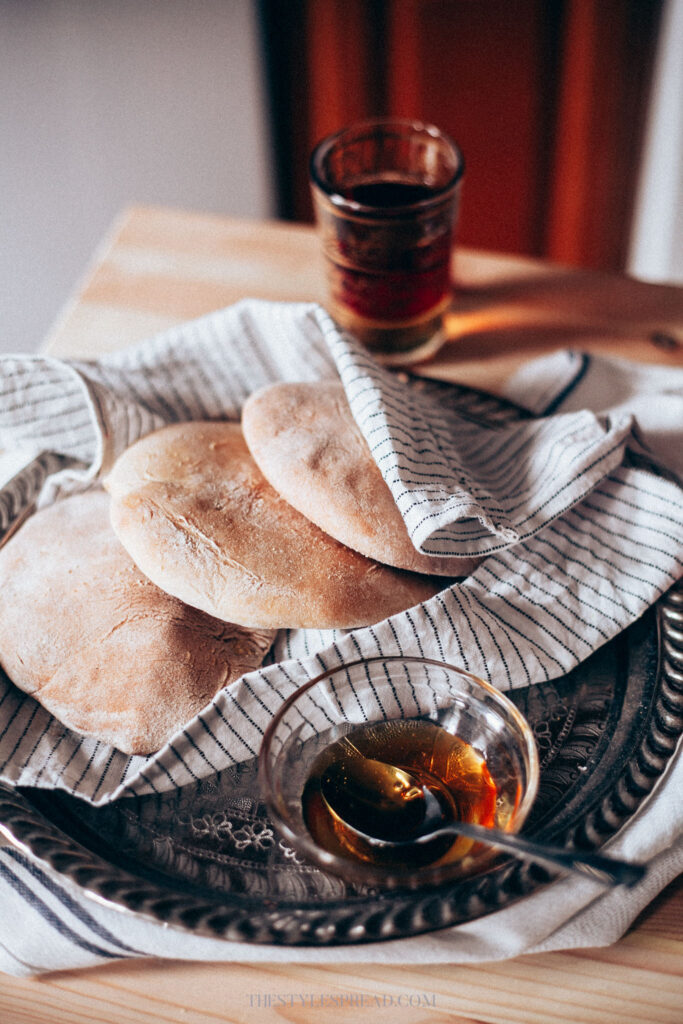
[{"left": 421, "top": 823, "right": 646, "bottom": 888}]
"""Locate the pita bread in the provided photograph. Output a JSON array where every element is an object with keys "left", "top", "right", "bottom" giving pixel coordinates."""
[
  {"left": 0, "top": 490, "right": 274, "bottom": 754},
  {"left": 241, "top": 381, "right": 481, "bottom": 576},
  {"left": 105, "top": 421, "right": 443, "bottom": 629}
]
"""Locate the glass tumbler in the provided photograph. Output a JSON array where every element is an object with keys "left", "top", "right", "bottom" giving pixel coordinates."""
[{"left": 309, "top": 119, "right": 464, "bottom": 363}]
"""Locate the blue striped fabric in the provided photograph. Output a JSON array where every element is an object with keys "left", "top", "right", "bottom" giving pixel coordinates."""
[{"left": 0, "top": 301, "right": 680, "bottom": 808}]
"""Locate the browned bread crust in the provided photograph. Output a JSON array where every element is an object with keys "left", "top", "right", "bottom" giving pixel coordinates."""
[
  {"left": 0, "top": 490, "right": 274, "bottom": 753},
  {"left": 242, "top": 381, "right": 481, "bottom": 576},
  {"left": 105, "top": 421, "right": 444, "bottom": 629}
]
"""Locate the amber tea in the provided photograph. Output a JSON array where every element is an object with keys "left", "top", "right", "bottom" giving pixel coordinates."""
[{"left": 310, "top": 120, "right": 464, "bottom": 361}]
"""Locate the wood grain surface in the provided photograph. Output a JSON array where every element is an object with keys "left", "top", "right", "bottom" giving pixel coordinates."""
[
  {"left": 1, "top": 878, "right": 682, "bottom": 1024},
  {"left": 1, "top": 204, "right": 681, "bottom": 1024}
]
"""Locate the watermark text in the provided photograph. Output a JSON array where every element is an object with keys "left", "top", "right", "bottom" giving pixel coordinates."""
[{"left": 248, "top": 991, "right": 437, "bottom": 1010}]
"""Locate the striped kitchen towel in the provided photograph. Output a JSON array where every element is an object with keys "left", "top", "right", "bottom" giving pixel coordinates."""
[{"left": 0, "top": 300, "right": 681, "bottom": 807}]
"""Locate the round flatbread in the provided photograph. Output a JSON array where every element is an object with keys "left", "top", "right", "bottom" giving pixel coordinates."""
[
  {"left": 241, "top": 381, "right": 481, "bottom": 576},
  {"left": 0, "top": 490, "right": 274, "bottom": 754},
  {"left": 104, "top": 421, "right": 443, "bottom": 629}
]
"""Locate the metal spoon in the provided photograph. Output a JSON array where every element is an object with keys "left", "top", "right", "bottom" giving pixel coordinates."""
[{"left": 320, "top": 758, "right": 646, "bottom": 888}]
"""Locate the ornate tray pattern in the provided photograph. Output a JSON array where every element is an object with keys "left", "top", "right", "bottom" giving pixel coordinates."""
[{"left": 0, "top": 582, "right": 681, "bottom": 946}]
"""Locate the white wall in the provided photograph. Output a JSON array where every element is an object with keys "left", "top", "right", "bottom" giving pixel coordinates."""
[
  {"left": 1, "top": 0, "right": 275, "bottom": 354},
  {"left": 629, "top": 0, "right": 683, "bottom": 285}
]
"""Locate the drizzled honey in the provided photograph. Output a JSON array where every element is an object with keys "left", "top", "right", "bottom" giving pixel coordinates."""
[{"left": 302, "top": 718, "right": 499, "bottom": 871}]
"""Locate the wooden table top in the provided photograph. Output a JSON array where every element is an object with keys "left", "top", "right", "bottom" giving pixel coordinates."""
[{"left": 3, "top": 205, "right": 682, "bottom": 1024}]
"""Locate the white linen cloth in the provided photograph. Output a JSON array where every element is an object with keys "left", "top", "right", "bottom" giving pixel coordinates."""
[{"left": 0, "top": 301, "right": 681, "bottom": 975}]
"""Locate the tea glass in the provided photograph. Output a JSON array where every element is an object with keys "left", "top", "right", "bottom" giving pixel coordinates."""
[{"left": 309, "top": 119, "right": 464, "bottom": 364}]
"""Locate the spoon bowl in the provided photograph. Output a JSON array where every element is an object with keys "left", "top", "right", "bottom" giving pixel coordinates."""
[{"left": 318, "top": 755, "right": 429, "bottom": 842}]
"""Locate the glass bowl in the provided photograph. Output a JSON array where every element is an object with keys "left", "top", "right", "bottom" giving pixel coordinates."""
[{"left": 259, "top": 657, "right": 539, "bottom": 889}]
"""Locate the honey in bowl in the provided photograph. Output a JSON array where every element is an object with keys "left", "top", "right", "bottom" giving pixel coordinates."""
[
  {"left": 260, "top": 657, "right": 539, "bottom": 889},
  {"left": 302, "top": 718, "right": 501, "bottom": 871}
]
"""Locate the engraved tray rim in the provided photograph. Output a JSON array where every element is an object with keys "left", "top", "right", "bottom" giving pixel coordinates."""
[{"left": 0, "top": 582, "right": 681, "bottom": 948}]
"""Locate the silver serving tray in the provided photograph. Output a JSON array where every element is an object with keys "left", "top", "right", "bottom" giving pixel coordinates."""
[
  {"left": 0, "top": 382, "right": 681, "bottom": 947},
  {"left": 0, "top": 583, "right": 681, "bottom": 947}
]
